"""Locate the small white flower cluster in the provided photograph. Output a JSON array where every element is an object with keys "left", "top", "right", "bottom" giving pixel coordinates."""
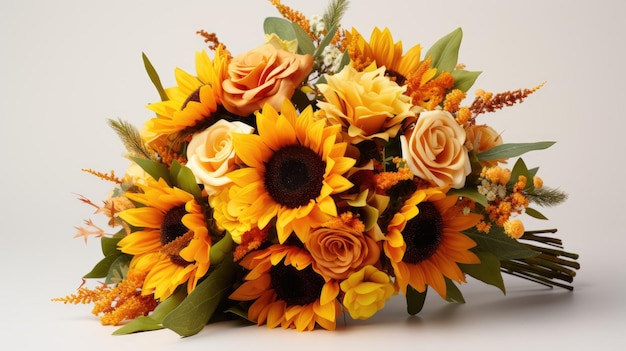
[
  {"left": 311, "top": 15, "right": 344, "bottom": 73},
  {"left": 310, "top": 15, "right": 326, "bottom": 37},
  {"left": 477, "top": 178, "right": 507, "bottom": 201}
]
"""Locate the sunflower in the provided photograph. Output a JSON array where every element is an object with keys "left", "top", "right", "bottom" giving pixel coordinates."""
[
  {"left": 346, "top": 27, "right": 423, "bottom": 85},
  {"left": 144, "top": 46, "right": 230, "bottom": 138},
  {"left": 228, "top": 244, "right": 341, "bottom": 331},
  {"left": 384, "top": 188, "right": 481, "bottom": 298},
  {"left": 117, "top": 177, "right": 211, "bottom": 301},
  {"left": 225, "top": 100, "right": 355, "bottom": 243}
]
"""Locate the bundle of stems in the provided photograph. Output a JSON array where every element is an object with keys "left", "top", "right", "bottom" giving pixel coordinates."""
[{"left": 501, "top": 229, "right": 580, "bottom": 290}]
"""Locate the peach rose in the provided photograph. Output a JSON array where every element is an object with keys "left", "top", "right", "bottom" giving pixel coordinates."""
[
  {"left": 305, "top": 224, "right": 380, "bottom": 280},
  {"left": 340, "top": 265, "right": 395, "bottom": 320},
  {"left": 186, "top": 119, "right": 254, "bottom": 196},
  {"left": 465, "top": 124, "right": 504, "bottom": 166},
  {"left": 316, "top": 65, "right": 414, "bottom": 144},
  {"left": 221, "top": 41, "right": 313, "bottom": 116},
  {"left": 401, "top": 110, "right": 471, "bottom": 189}
]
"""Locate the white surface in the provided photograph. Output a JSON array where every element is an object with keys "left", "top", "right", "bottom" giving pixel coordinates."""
[{"left": 1, "top": 0, "right": 624, "bottom": 349}]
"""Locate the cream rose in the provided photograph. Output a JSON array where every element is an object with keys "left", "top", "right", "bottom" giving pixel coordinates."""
[
  {"left": 186, "top": 119, "right": 254, "bottom": 196},
  {"left": 340, "top": 265, "right": 395, "bottom": 320},
  {"left": 221, "top": 41, "right": 313, "bottom": 116},
  {"left": 317, "top": 65, "right": 414, "bottom": 144},
  {"left": 401, "top": 109, "right": 471, "bottom": 189},
  {"left": 305, "top": 225, "right": 380, "bottom": 280}
]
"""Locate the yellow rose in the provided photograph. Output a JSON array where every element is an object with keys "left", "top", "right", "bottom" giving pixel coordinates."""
[
  {"left": 305, "top": 224, "right": 380, "bottom": 280},
  {"left": 221, "top": 41, "right": 313, "bottom": 116},
  {"left": 186, "top": 119, "right": 254, "bottom": 196},
  {"left": 340, "top": 265, "right": 395, "bottom": 320},
  {"left": 400, "top": 110, "right": 471, "bottom": 188},
  {"left": 317, "top": 65, "right": 414, "bottom": 144}
]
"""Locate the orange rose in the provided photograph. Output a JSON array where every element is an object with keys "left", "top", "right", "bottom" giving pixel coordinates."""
[
  {"left": 305, "top": 223, "right": 380, "bottom": 280},
  {"left": 221, "top": 41, "right": 313, "bottom": 116},
  {"left": 400, "top": 110, "right": 471, "bottom": 189}
]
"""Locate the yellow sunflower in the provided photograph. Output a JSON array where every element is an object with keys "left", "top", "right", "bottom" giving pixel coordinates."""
[
  {"left": 225, "top": 100, "right": 355, "bottom": 243},
  {"left": 144, "top": 46, "right": 230, "bottom": 138},
  {"left": 347, "top": 27, "right": 423, "bottom": 85},
  {"left": 117, "top": 177, "right": 211, "bottom": 301},
  {"left": 384, "top": 188, "right": 481, "bottom": 298},
  {"left": 228, "top": 244, "right": 341, "bottom": 331}
]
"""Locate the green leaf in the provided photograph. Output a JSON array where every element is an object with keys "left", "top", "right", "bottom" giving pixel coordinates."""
[
  {"left": 451, "top": 69, "right": 481, "bottom": 92},
  {"left": 142, "top": 52, "right": 168, "bottom": 102},
  {"left": 105, "top": 254, "right": 132, "bottom": 284},
  {"left": 112, "top": 316, "right": 165, "bottom": 335},
  {"left": 264, "top": 17, "right": 297, "bottom": 41},
  {"left": 509, "top": 158, "right": 530, "bottom": 188},
  {"left": 101, "top": 236, "right": 123, "bottom": 256},
  {"left": 465, "top": 227, "right": 539, "bottom": 261},
  {"left": 448, "top": 187, "right": 487, "bottom": 207},
  {"left": 313, "top": 25, "right": 338, "bottom": 59},
  {"left": 171, "top": 161, "right": 202, "bottom": 201},
  {"left": 459, "top": 250, "right": 505, "bottom": 294},
  {"left": 112, "top": 289, "right": 186, "bottom": 335},
  {"left": 444, "top": 278, "right": 465, "bottom": 303},
  {"left": 162, "top": 255, "right": 237, "bottom": 337},
  {"left": 291, "top": 22, "right": 315, "bottom": 55},
  {"left": 130, "top": 156, "right": 171, "bottom": 185},
  {"left": 477, "top": 142, "right": 555, "bottom": 161},
  {"left": 406, "top": 285, "right": 427, "bottom": 315},
  {"left": 83, "top": 254, "right": 120, "bottom": 279},
  {"left": 224, "top": 306, "right": 254, "bottom": 323},
  {"left": 290, "top": 88, "right": 313, "bottom": 112},
  {"left": 84, "top": 237, "right": 125, "bottom": 278},
  {"left": 209, "top": 232, "right": 234, "bottom": 264},
  {"left": 425, "top": 27, "right": 462, "bottom": 73},
  {"left": 525, "top": 207, "right": 548, "bottom": 220}
]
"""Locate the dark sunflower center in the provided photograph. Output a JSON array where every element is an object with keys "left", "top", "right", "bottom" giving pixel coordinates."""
[
  {"left": 181, "top": 87, "right": 202, "bottom": 110},
  {"left": 402, "top": 202, "right": 444, "bottom": 264},
  {"left": 385, "top": 69, "right": 406, "bottom": 86},
  {"left": 160, "top": 205, "right": 191, "bottom": 266},
  {"left": 270, "top": 261, "right": 325, "bottom": 307},
  {"left": 264, "top": 144, "right": 326, "bottom": 208}
]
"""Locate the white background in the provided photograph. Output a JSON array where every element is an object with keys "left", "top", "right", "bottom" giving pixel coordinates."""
[{"left": 1, "top": 0, "right": 624, "bottom": 349}]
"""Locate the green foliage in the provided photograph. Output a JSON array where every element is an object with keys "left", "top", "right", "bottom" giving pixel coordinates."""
[
  {"left": 142, "top": 52, "right": 168, "bottom": 102},
  {"left": 170, "top": 160, "right": 203, "bottom": 201},
  {"left": 451, "top": 69, "right": 481, "bottom": 92},
  {"left": 477, "top": 142, "right": 555, "bottom": 161},
  {"left": 130, "top": 156, "right": 171, "bottom": 185},
  {"left": 322, "top": 0, "right": 349, "bottom": 33},
  {"left": 162, "top": 255, "right": 237, "bottom": 337},
  {"left": 405, "top": 285, "right": 427, "bottom": 315},
  {"left": 83, "top": 236, "right": 126, "bottom": 279},
  {"left": 105, "top": 254, "right": 132, "bottom": 284},
  {"left": 107, "top": 118, "right": 152, "bottom": 159},
  {"left": 460, "top": 250, "right": 505, "bottom": 294},
  {"left": 264, "top": 17, "right": 298, "bottom": 42},
  {"left": 444, "top": 278, "right": 465, "bottom": 303},
  {"left": 113, "top": 289, "right": 187, "bottom": 335},
  {"left": 465, "top": 226, "right": 539, "bottom": 261},
  {"left": 291, "top": 22, "right": 316, "bottom": 55},
  {"left": 448, "top": 187, "right": 487, "bottom": 207},
  {"left": 426, "top": 28, "right": 462, "bottom": 73}
]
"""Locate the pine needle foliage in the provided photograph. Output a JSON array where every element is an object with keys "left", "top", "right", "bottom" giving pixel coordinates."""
[
  {"left": 107, "top": 118, "right": 153, "bottom": 160},
  {"left": 323, "top": 0, "right": 349, "bottom": 32}
]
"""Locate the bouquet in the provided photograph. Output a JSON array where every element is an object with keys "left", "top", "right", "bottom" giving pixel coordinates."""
[{"left": 55, "top": 0, "right": 579, "bottom": 336}]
